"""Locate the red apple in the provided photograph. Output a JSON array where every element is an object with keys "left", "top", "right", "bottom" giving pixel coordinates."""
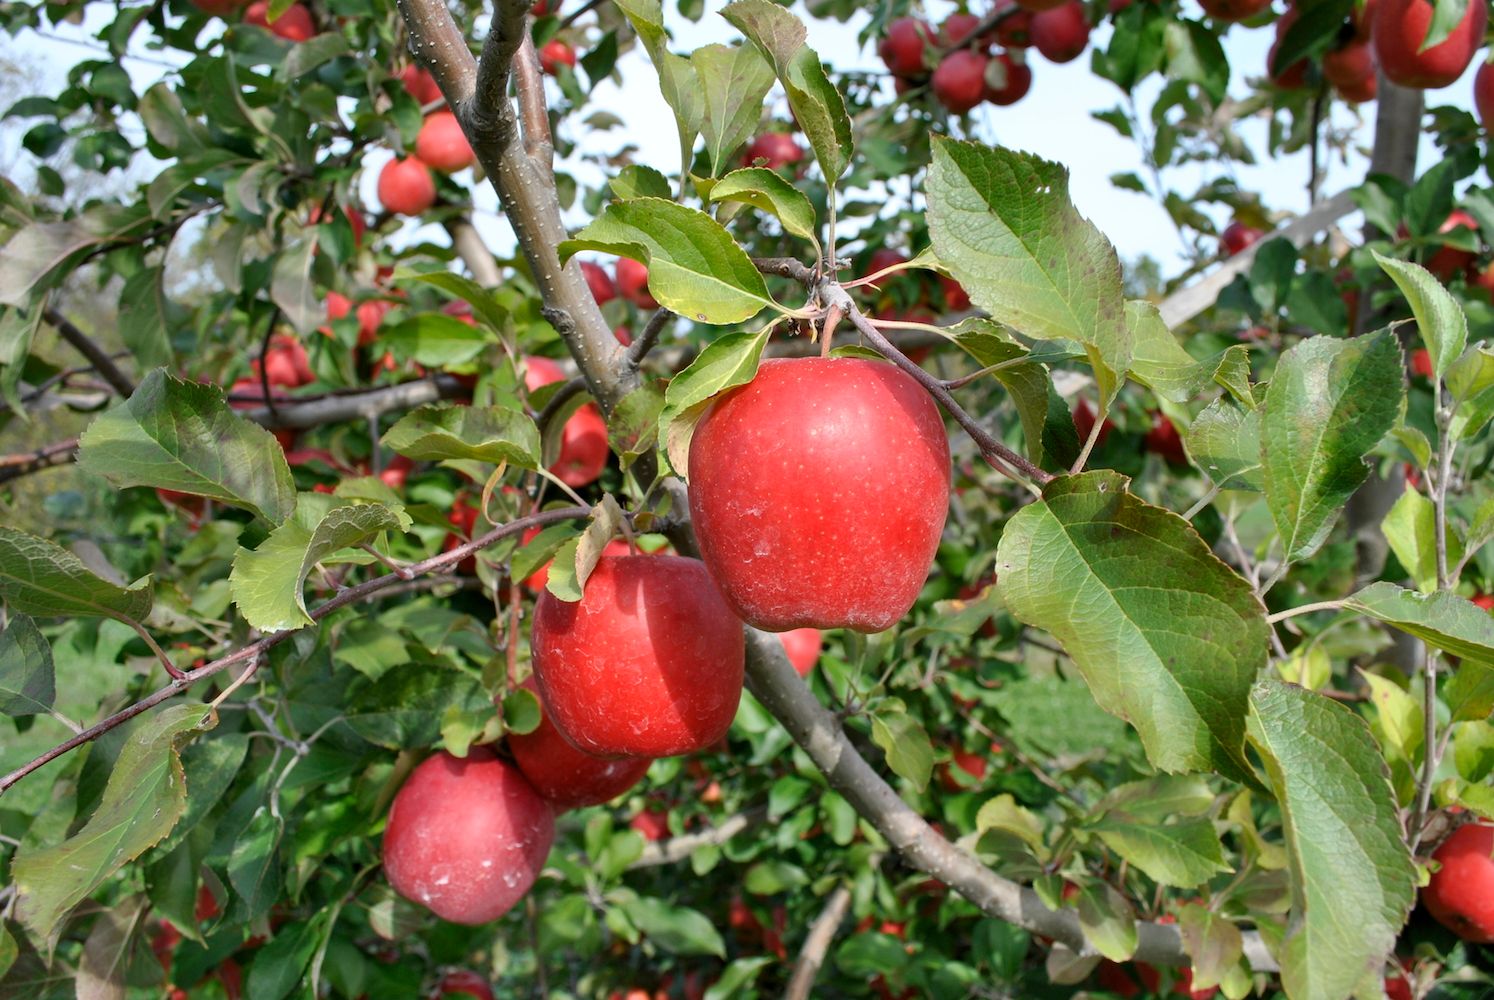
[
  {"left": 1324, "top": 39, "right": 1376, "bottom": 89},
  {"left": 539, "top": 39, "right": 576, "bottom": 76},
  {"left": 615, "top": 257, "right": 658, "bottom": 309},
  {"left": 938, "top": 746, "right": 989, "bottom": 792},
  {"left": 613, "top": 325, "right": 632, "bottom": 347},
  {"left": 508, "top": 679, "right": 652, "bottom": 808},
  {"left": 415, "top": 111, "right": 475, "bottom": 173},
  {"left": 1268, "top": 7, "right": 1309, "bottom": 88},
  {"left": 1015, "top": 0, "right": 1067, "bottom": 10},
  {"left": 688, "top": 358, "right": 951, "bottom": 633},
  {"left": 939, "top": 274, "right": 973, "bottom": 311},
  {"left": 438, "top": 970, "right": 496, "bottom": 1000},
  {"left": 1471, "top": 593, "right": 1494, "bottom": 611},
  {"left": 992, "top": 0, "right": 1033, "bottom": 46},
  {"left": 879, "top": 17, "right": 931, "bottom": 78},
  {"left": 984, "top": 51, "right": 1033, "bottom": 106},
  {"left": 443, "top": 494, "right": 480, "bottom": 574},
  {"left": 1143, "top": 411, "right": 1187, "bottom": 465},
  {"left": 519, "top": 528, "right": 631, "bottom": 593},
  {"left": 867, "top": 247, "right": 909, "bottom": 279},
  {"left": 582, "top": 261, "right": 617, "bottom": 305},
  {"left": 1425, "top": 209, "right": 1479, "bottom": 280},
  {"left": 1220, "top": 220, "right": 1263, "bottom": 256},
  {"left": 524, "top": 356, "right": 609, "bottom": 487},
  {"left": 1477, "top": 60, "right": 1494, "bottom": 131},
  {"left": 1472, "top": 260, "right": 1494, "bottom": 302},
  {"left": 1071, "top": 396, "right": 1113, "bottom": 448},
  {"left": 257, "top": 333, "right": 314, "bottom": 388},
  {"left": 1423, "top": 821, "right": 1494, "bottom": 941},
  {"left": 1029, "top": 2, "right": 1090, "bottom": 63},
  {"left": 244, "top": 0, "right": 313, "bottom": 39},
  {"left": 191, "top": 0, "right": 246, "bottom": 16},
  {"left": 1412, "top": 347, "right": 1434, "bottom": 378},
  {"left": 742, "top": 133, "right": 804, "bottom": 170},
  {"left": 400, "top": 64, "right": 443, "bottom": 105},
  {"left": 309, "top": 203, "right": 366, "bottom": 247},
  {"left": 382, "top": 749, "right": 554, "bottom": 925},
  {"left": 1374, "top": 0, "right": 1486, "bottom": 89},
  {"left": 1336, "top": 67, "right": 1378, "bottom": 102},
  {"left": 779, "top": 627, "right": 823, "bottom": 676},
  {"left": 378, "top": 157, "right": 437, "bottom": 216},
  {"left": 1352, "top": 0, "right": 1379, "bottom": 38},
  {"left": 1383, "top": 971, "right": 1412, "bottom": 1000},
  {"left": 531, "top": 555, "right": 745, "bottom": 757},
  {"left": 531, "top": 0, "right": 561, "bottom": 12},
  {"left": 378, "top": 454, "right": 414, "bottom": 489},
  {"left": 933, "top": 50, "right": 990, "bottom": 114},
  {"left": 941, "top": 12, "right": 983, "bottom": 46},
  {"left": 629, "top": 809, "right": 670, "bottom": 842},
  {"left": 1199, "top": 0, "right": 1271, "bottom": 19}
]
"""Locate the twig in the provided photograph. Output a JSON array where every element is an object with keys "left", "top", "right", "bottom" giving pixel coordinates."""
[
  {"left": 784, "top": 882, "right": 854, "bottom": 1000},
  {"left": 557, "top": 0, "right": 604, "bottom": 28},
  {"left": 513, "top": 35, "right": 553, "bottom": 167},
  {"left": 629, "top": 808, "right": 764, "bottom": 867},
  {"left": 751, "top": 256, "right": 818, "bottom": 285},
  {"left": 1265, "top": 601, "right": 1344, "bottom": 624},
  {"left": 127, "top": 620, "right": 186, "bottom": 680},
  {"left": 0, "top": 438, "right": 80, "bottom": 485},
  {"left": 0, "top": 505, "right": 589, "bottom": 795},
  {"left": 42, "top": 308, "right": 136, "bottom": 398},
  {"left": 535, "top": 375, "right": 588, "bottom": 431},
  {"left": 626, "top": 309, "right": 673, "bottom": 368}
]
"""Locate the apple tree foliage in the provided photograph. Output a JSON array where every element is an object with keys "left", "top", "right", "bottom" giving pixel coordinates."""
[{"left": 0, "top": 0, "right": 1491, "bottom": 996}]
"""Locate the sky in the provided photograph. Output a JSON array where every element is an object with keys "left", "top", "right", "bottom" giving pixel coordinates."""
[{"left": 0, "top": 1, "right": 1482, "bottom": 280}]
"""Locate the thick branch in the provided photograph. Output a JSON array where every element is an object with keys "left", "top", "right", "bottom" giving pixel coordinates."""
[
  {"left": 445, "top": 218, "right": 504, "bottom": 286},
  {"left": 43, "top": 308, "right": 136, "bottom": 397},
  {"left": 240, "top": 375, "right": 469, "bottom": 429},
  {"left": 0, "top": 505, "right": 589, "bottom": 795}
]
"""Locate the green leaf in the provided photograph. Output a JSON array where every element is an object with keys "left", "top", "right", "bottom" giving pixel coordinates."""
[
  {"left": 559, "top": 198, "right": 775, "bottom": 325},
  {"left": 399, "top": 270, "right": 509, "bottom": 329},
  {"left": 1126, "top": 299, "right": 1246, "bottom": 404},
  {"left": 77, "top": 370, "right": 297, "bottom": 523},
  {"left": 926, "top": 140, "right": 1131, "bottom": 408},
  {"left": 1074, "top": 881, "right": 1137, "bottom": 962},
  {"left": 950, "top": 319, "right": 1078, "bottom": 469},
  {"left": 1380, "top": 485, "right": 1459, "bottom": 593},
  {"left": 0, "top": 219, "right": 125, "bottom": 306},
  {"left": 230, "top": 498, "right": 410, "bottom": 632},
  {"left": 1163, "top": 20, "right": 1228, "bottom": 104},
  {"left": 994, "top": 471, "right": 1264, "bottom": 778},
  {"left": 1095, "top": 774, "right": 1217, "bottom": 822},
  {"left": 1176, "top": 900, "right": 1244, "bottom": 993},
  {"left": 659, "top": 329, "right": 769, "bottom": 475},
  {"left": 743, "top": 860, "right": 809, "bottom": 894},
  {"left": 720, "top": 0, "right": 853, "bottom": 183},
  {"left": 11, "top": 704, "right": 214, "bottom": 947},
  {"left": 690, "top": 43, "right": 776, "bottom": 177},
  {"left": 1184, "top": 398, "right": 1263, "bottom": 491},
  {"left": 270, "top": 236, "right": 321, "bottom": 336},
  {"left": 1091, "top": 818, "right": 1230, "bottom": 888},
  {"left": 0, "top": 527, "right": 153, "bottom": 624},
  {"left": 117, "top": 267, "right": 173, "bottom": 369},
  {"left": 544, "top": 496, "right": 628, "bottom": 602},
  {"left": 620, "top": 897, "right": 727, "bottom": 957},
  {"left": 502, "top": 686, "right": 542, "bottom": 735},
  {"left": 610, "top": 164, "right": 673, "bottom": 201},
  {"left": 869, "top": 704, "right": 934, "bottom": 792},
  {"left": 0, "top": 615, "right": 53, "bottom": 718},
  {"left": 1245, "top": 680, "right": 1416, "bottom": 1000},
  {"left": 1373, "top": 251, "right": 1467, "bottom": 380},
  {"left": 380, "top": 313, "right": 492, "bottom": 367},
  {"left": 1447, "top": 659, "right": 1494, "bottom": 722},
  {"left": 1261, "top": 331, "right": 1405, "bottom": 563},
  {"left": 608, "top": 380, "right": 666, "bottom": 468},
  {"left": 706, "top": 168, "right": 818, "bottom": 250},
  {"left": 346, "top": 663, "right": 490, "bottom": 749},
  {"left": 281, "top": 32, "right": 347, "bottom": 79},
  {"left": 1343, "top": 582, "right": 1494, "bottom": 661},
  {"left": 381, "top": 403, "right": 541, "bottom": 469},
  {"left": 613, "top": 0, "right": 703, "bottom": 178}
]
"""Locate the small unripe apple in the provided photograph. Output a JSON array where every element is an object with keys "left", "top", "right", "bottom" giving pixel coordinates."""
[
  {"left": 688, "top": 358, "right": 951, "bottom": 633},
  {"left": 1198, "top": 0, "right": 1271, "bottom": 20},
  {"left": 400, "top": 64, "right": 443, "bottom": 105},
  {"left": 1374, "top": 0, "right": 1486, "bottom": 89},
  {"left": 984, "top": 51, "right": 1033, "bottom": 106},
  {"left": 415, "top": 110, "right": 475, "bottom": 173},
  {"left": 382, "top": 748, "right": 554, "bottom": 925},
  {"left": 377, "top": 157, "right": 437, "bottom": 216},
  {"left": 1425, "top": 209, "right": 1479, "bottom": 280},
  {"left": 940, "top": 12, "right": 983, "bottom": 46},
  {"left": 615, "top": 257, "right": 658, "bottom": 309},
  {"left": 1143, "top": 411, "right": 1187, "bottom": 465},
  {"left": 582, "top": 261, "right": 617, "bottom": 304},
  {"left": 879, "top": 17, "right": 932, "bottom": 78},
  {"left": 524, "top": 355, "right": 609, "bottom": 487},
  {"left": 532, "top": 554, "right": 745, "bottom": 757},
  {"left": 1422, "top": 821, "right": 1494, "bottom": 941},
  {"left": 508, "top": 679, "right": 652, "bottom": 808},
  {"left": 1476, "top": 60, "right": 1494, "bottom": 131},
  {"left": 539, "top": 39, "right": 576, "bottom": 76},
  {"left": 438, "top": 970, "right": 496, "bottom": 1000},
  {"left": 1029, "top": 2, "right": 1090, "bottom": 63},
  {"left": 244, "top": 0, "right": 314, "bottom": 40},
  {"left": 933, "top": 50, "right": 990, "bottom": 114},
  {"left": 779, "top": 627, "right": 823, "bottom": 676},
  {"left": 1220, "top": 220, "right": 1262, "bottom": 256},
  {"left": 742, "top": 132, "right": 804, "bottom": 170}
]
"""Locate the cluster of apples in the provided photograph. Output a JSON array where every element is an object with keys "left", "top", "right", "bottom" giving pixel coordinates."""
[
  {"left": 376, "top": 66, "right": 476, "bottom": 217},
  {"left": 881, "top": 11, "right": 1028, "bottom": 114},
  {"left": 189, "top": 0, "right": 316, "bottom": 41}
]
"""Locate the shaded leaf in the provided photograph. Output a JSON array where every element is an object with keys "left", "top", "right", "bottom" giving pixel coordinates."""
[
  {"left": 381, "top": 403, "right": 541, "bottom": 469},
  {"left": 0, "top": 614, "right": 54, "bottom": 717},
  {"left": 0, "top": 527, "right": 152, "bottom": 624},
  {"left": 660, "top": 329, "right": 769, "bottom": 475},
  {"left": 706, "top": 168, "right": 818, "bottom": 250},
  {"left": 1344, "top": 582, "right": 1494, "bottom": 661},
  {"left": 1373, "top": 250, "right": 1466, "bottom": 380},
  {"left": 1092, "top": 818, "right": 1230, "bottom": 888},
  {"left": 620, "top": 897, "right": 727, "bottom": 957},
  {"left": 690, "top": 44, "right": 776, "bottom": 177},
  {"left": 869, "top": 703, "right": 934, "bottom": 792}
]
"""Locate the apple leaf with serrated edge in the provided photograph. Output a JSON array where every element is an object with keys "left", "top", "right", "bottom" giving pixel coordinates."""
[
  {"left": 0, "top": 527, "right": 153, "bottom": 624},
  {"left": 705, "top": 168, "right": 818, "bottom": 253},
  {"left": 381, "top": 403, "right": 541, "bottom": 469},
  {"left": 1184, "top": 398, "right": 1262, "bottom": 491},
  {"left": 660, "top": 328, "right": 769, "bottom": 476},
  {"left": 1343, "top": 582, "right": 1494, "bottom": 661},
  {"left": 994, "top": 470, "right": 1264, "bottom": 780},
  {"left": 1373, "top": 250, "right": 1467, "bottom": 380},
  {"left": 690, "top": 44, "right": 776, "bottom": 177},
  {"left": 1245, "top": 680, "right": 1416, "bottom": 1000},
  {"left": 0, "top": 614, "right": 53, "bottom": 718}
]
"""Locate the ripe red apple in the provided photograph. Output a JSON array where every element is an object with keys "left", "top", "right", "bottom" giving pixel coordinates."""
[
  {"left": 539, "top": 39, "right": 576, "bottom": 76},
  {"left": 933, "top": 50, "right": 990, "bottom": 114},
  {"left": 879, "top": 17, "right": 931, "bottom": 78},
  {"left": 244, "top": 0, "right": 314, "bottom": 39},
  {"left": 984, "top": 51, "right": 1033, "bottom": 106},
  {"left": 443, "top": 495, "right": 480, "bottom": 573},
  {"left": 400, "top": 64, "right": 442, "bottom": 105},
  {"left": 1220, "top": 220, "right": 1263, "bottom": 256},
  {"left": 1029, "top": 2, "right": 1090, "bottom": 63},
  {"left": 613, "top": 325, "right": 632, "bottom": 346},
  {"left": 1411, "top": 347, "right": 1434, "bottom": 378},
  {"left": 1476, "top": 60, "right": 1494, "bottom": 131},
  {"left": 531, "top": 0, "right": 561, "bottom": 12},
  {"left": 524, "top": 356, "right": 609, "bottom": 487},
  {"left": 992, "top": 0, "right": 1033, "bottom": 46},
  {"left": 937, "top": 746, "right": 989, "bottom": 792},
  {"left": 382, "top": 748, "right": 554, "bottom": 925},
  {"left": 582, "top": 261, "right": 617, "bottom": 305},
  {"left": 378, "top": 454, "right": 414, "bottom": 489},
  {"left": 1384, "top": 970, "right": 1413, "bottom": 1000},
  {"left": 1198, "top": 0, "right": 1271, "bottom": 19},
  {"left": 309, "top": 203, "right": 366, "bottom": 247},
  {"left": 1324, "top": 39, "right": 1376, "bottom": 90},
  {"left": 1336, "top": 67, "right": 1379, "bottom": 102},
  {"left": 630, "top": 808, "right": 670, "bottom": 842},
  {"left": 438, "top": 970, "right": 496, "bottom": 1000},
  {"left": 415, "top": 111, "right": 475, "bottom": 173},
  {"left": 688, "top": 358, "right": 951, "bottom": 633},
  {"left": 256, "top": 333, "right": 314, "bottom": 388},
  {"left": 1352, "top": 0, "right": 1379, "bottom": 38},
  {"left": 940, "top": 12, "right": 983, "bottom": 46},
  {"left": 742, "top": 132, "right": 804, "bottom": 170},
  {"left": 377, "top": 157, "right": 437, "bottom": 216},
  {"left": 1425, "top": 209, "right": 1479, "bottom": 280},
  {"left": 779, "top": 627, "right": 823, "bottom": 676},
  {"left": 532, "top": 555, "right": 744, "bottom": 756},
  {"left": 508, "top": 679, "right": 652, "bottom": 809},
  {"left": 939, "top": 274, "right": 973, "bottom": 311},
  {"left": 1072, "top": 396, "right": 1113, "bottom": 448},
  {"left": 1423, "top": 821, "right": 1494, "bottom": 941},
  {"left": 1471, "top": 593, "right": 1494, "bottom": 611},
  {"left": 1143, "top": 411, "right": 1187, "bottom": 465},
  {"left": 1375, "top": 0, "right": 1486, "bottom": 89},
  {"left": 615, "top": 257, "right": 658, "bottom": 309}
]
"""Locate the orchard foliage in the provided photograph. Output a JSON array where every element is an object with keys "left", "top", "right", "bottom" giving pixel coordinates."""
[{"left": 2, "top": 0, "right": 1494, "bottom": 997}]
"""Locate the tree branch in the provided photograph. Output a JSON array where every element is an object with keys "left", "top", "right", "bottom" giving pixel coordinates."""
[
  {"left": 784, "top": 882, "right": 854, "bottom": 1000},
  {"left": 628, "top": 808, "right": 764, "bottom": 868},
  {"left": 626, "top": 309, "right": 673, "bottom": 369},
  {"left": 0, "top": 505, "right": 589, "bottom": 795},
  {"left": 445, "top": 217, "right": 504, "bottom": 286},
  {"left": 0, "top": 437, "right": 80, "bottom": 485},
  {"left": 42, "top": 308, "right": 136, "bottom": 397}
]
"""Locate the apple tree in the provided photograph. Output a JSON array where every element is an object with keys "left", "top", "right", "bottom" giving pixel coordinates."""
[{"left": 1, "top": 0, "right": 1493, "bottom": 996}]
